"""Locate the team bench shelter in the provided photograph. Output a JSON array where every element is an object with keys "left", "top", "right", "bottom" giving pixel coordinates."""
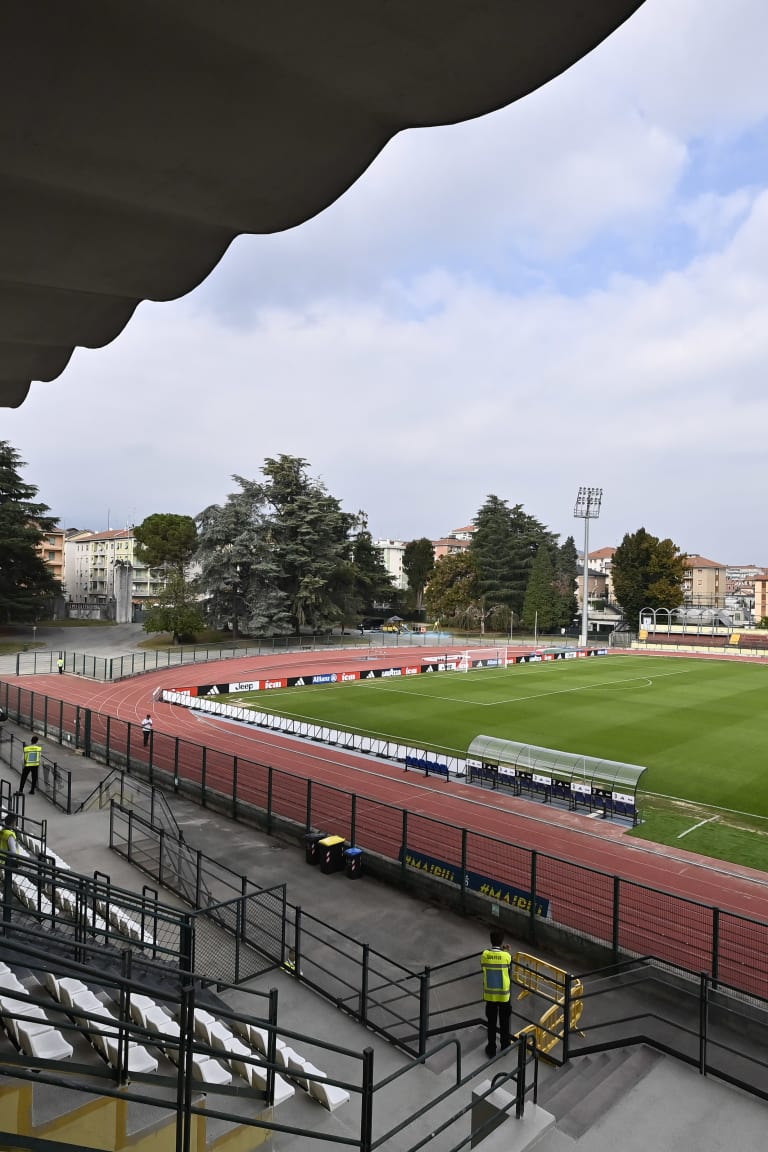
[{"left": 466, "top": 735, "right": 646, "bottom": 825}]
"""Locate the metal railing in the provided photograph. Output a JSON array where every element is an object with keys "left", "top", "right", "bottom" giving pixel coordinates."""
[
  {"left": 2, "top": 631, "right": 469, "bottom": 680},
  {"left": 0, "top": 727, "right": 73, "bottom": 812},
  {"left": 5, "top": 677, "right": 768, "bottom": 1005}
]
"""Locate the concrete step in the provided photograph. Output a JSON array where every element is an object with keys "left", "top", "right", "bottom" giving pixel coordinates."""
[
  {"left": 556, "top": 1046, "right": 665, "bottom": 1140},
  {"left": 538, "top": 1051, "right": 614, "bottom": 1118}
]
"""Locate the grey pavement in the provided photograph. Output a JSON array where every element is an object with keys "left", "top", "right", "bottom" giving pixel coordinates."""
[{"left": 0, "top": 715, "right": 765, "bottom": 1150}]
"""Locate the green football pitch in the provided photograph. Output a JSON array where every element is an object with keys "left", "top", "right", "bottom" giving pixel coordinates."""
[{"left": 224, "top": 655, "right": 768, "bottom": 871}]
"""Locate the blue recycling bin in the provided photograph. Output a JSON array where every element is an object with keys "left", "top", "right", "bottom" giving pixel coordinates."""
[{"left": 345, "top": 846, "right": 364, "bottom": 879}]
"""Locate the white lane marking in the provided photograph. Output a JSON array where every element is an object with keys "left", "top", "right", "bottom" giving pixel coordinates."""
[{"left": 677, "top": 816, "right": 719, "bottom": 839}]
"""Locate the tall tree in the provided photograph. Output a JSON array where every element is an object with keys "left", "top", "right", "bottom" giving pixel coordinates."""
[
  {"left": 471, "top": 497, "right": 555, "bottom": 619},
  {"left": 424, "top": 552, "right": 479, "bottom": 622},
  {"left": 143, "top": 571, "right": 205, "bottom": 643},
  {"left": 402, "top": 538, "right": 435, "bottom": 611},
  {"left": 554, "top": 535, "right": 579, "bottom": 627},
  {"left": 612, "top": 528, "right": 686, "bottom": 626},
  {"left": 134, "top": 513, "right": 198, "bottom": 577},
  {"left": 522, "top": 543, "right": 558, "bottom": 631},
  {"left": 336, "top": 513, "right": 398, "bottom": 628},
  {"left": 196, "top": 455, "right": 355, "bottom": 635},
  {"left": 0, "top": 441, "right": 61, "bottom": 622}
]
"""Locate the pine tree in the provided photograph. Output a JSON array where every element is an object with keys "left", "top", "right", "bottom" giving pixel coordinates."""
[
  {"left": 196, "top": 455, "right": 355, "bottom": 635},
  {"left": 522, "top": 544, "right": 558, "bottom": 632},
  {"left": 0, "top": 441, "right": 61, "bottom": 622},
  {"left": 554, "top": 535, "right": 579, "bottom": 627},
  {"left": 402, "top": 538, "right": 435, "bottom": 611}
]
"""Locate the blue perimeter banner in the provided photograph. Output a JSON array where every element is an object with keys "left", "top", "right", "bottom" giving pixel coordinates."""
[{"left": 399, "top": 847, "right": 550, "bottom": 918}]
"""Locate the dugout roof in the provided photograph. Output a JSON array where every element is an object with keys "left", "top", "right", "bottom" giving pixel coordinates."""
[
  {"left": 467, "top": 734, "right": 646, "bottom": 792},
  {"left": 0, "top": 1, "right": 644, "bottom": 407}
]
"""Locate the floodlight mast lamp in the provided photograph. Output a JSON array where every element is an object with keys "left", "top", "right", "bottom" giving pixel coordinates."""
[{"left": 574, "top": 487, "right": 603, "bottom": 649}]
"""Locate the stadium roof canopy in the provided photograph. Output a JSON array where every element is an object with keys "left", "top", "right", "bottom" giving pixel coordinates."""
[{"left": 0, "top": 1, "right": 644, "bottom": 407}]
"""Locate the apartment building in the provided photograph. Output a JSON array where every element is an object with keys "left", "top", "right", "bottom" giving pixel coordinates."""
[
  {"left": 35, "top": 526, "right": 66, "bottom": 586},
  {"left": 373, "top": 539, "right": 409, "bottom": 591},
  {"left": 588, "top": 547, "right": 616, "bottom": 600},
  {"left": 752, "top": 573, "right": 768, "bottom": 625},
  {"left": 682, "top": 555, "right": 726, "bottom": 609},
  {"left": 432, "top": 524, "right": 475, "bottom": 561},
  {"left": 64, "top": 529, "right": 169, "bottom": 608}
]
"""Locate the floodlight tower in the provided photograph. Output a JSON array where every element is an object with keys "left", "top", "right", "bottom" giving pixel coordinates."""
[{"left": 574, "top": 487, "right": 603, "bottom": 649}]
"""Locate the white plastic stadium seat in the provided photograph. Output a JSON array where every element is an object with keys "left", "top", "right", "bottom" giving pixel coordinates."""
[
  {"left": 191, "top": 1056, "right": 232, "bottom": 1086},
  {"left": 308, "top": 1072, "right": 351, "bottom": 1112}
]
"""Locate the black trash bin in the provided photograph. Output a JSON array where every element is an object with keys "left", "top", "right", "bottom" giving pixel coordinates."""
[
  {"left": 305, "top": 831, "right": 327, "bottom": 865},
  {"left": 319, "top": 835, "right": 346, "bottom": 874},
  {"left": 344, "top": 846, "right": 363, "bottom": 879}
]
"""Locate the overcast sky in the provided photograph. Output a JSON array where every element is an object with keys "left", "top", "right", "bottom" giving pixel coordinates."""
[{"left": 6, "top": 0, "right": 768, "bottom": 564}]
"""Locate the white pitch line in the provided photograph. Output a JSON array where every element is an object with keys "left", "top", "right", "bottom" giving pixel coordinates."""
[
  {"left": 677, "top": 815, "right": 719, "bottom": 839},
  {"left": 359, "top": 666, "right": 690, "bottom": 708}
]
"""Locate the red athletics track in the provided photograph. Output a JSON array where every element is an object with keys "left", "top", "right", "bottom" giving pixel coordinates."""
[{"left": 7, "top": 647, "right": 768, "bottom": 995}]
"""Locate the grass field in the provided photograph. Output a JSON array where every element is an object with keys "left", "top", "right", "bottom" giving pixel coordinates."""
[{"left": 223, "top": 655, "right": 768, "bottom": 871}]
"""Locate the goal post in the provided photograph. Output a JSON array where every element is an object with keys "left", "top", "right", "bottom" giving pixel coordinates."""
[{"left": 456, "top": 647, "right": 509, "bottom": 672}]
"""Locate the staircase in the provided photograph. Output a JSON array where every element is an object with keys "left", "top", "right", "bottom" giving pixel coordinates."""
[{"left": 534, "top": 1046, "right": 664, "bottom": 1145}]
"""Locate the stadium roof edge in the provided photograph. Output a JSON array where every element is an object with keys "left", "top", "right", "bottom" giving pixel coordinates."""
[{"left": 0, "top": 1, "right": 645, "bottom": 406}]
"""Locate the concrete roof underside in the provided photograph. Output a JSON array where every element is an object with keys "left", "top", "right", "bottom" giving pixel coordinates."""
[{"left": 0, "top": 1, "right": 644, "bottom": 407}]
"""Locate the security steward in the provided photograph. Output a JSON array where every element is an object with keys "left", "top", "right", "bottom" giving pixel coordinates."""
[
  {"left": 481, "top": 927, "right": 513, "bottom": 1057},
  {"left": 19, "top": 734, "right": 43, "bottom": 796},
  {"left": 0, "top": 813, "right": 18, "bottom": 883}
]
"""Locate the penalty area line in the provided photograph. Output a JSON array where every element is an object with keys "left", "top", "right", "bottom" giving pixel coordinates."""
[{"left": 677, "top": 815, "right": 719, "bottom": 839}]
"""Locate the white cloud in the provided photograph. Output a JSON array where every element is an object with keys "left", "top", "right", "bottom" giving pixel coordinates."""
[
  {"left": 6, "top": 0, "right": 768, "bottom": 567},
  {"left": 9, "top": 185, "right": 768, "bottom": 562}
]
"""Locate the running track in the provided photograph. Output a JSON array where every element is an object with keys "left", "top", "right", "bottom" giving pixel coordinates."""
[{"left": 6, "top": 647, "right": 768, "bottom": 994}]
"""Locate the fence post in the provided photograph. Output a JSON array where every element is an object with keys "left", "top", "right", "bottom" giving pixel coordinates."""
[
  {"left": 195, "top": 850, "right": 202, "bottom": 909},
  {"left": 460, "top": 828, "right": 468, "bottom": 911},
  {"left": 266, "top": 989, "right": 279, "bottom": 1106},
  {"left": 127, "top": 809, "right": 133, "bottom": 862},
  {"left": 711, "top": 907, "right": 720, "bottom": 989},
  {"left": 83, "top": 708, "right": 92, "bottom": 758},
  {"left": 561, "top": 974, "right": 572, "bottom": 1063},
  {"left": 418, "top": 968, "right": 431, "bottom": 1056},
  {"left": 232, "top": 756, "right": 238, "bottom": 820},
  {"left": 612, "top": 877, "right": 621, "bottom": 962},
  {"left": 200, "top": 747, "right": 207, "bottom": 807},
  {"left": 515, "top": 1036, "right": 529, "bottom": 1119},
  {"left": 305, "top": 779, "right": 312, "bottom": 832},
  {"left": 266, "top": 766, "right": 273, "bottom": 834},
  {"left": 66, "top": 768, "right": 72, "bottom": 814},
  {"left": 294, "top": 906, "right": 302, "bottom": 971},
  {"left": 148, "top": 731, "right": 154, "bottom": 785},
  {"left": 174, "top": 737, "right": 180, "bottom": 790},
  {"left": 359, "top": 1047, "right": 375, "bottom": 1152},
  {"left": 400, "top": 810, "right": 409, "bottom": 886},
  {"left": 360, "top": 942, "right": 369, "bottom": 1025},
  {"left": 529, "top": 851, "right": 538, "bottom": 945},
  {"left": 105, "top": 716, "right": 111, "bottom": 765},
  {"left": 158, "top": 827, "right": 164, "bottom": 886},
  {"left": 699, "top": 972, "right": 709, "bottom": 1074},
  {"left": 351, "top": 793, "right": 357, "bottom": 845}
]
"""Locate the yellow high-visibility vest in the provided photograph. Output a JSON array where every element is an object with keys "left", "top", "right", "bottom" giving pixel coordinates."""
[
  {"left": 23, "top": 743, "right": 42, "bottom": 767},
  {"left": 481, "top": 947, "right": 512, "bottom": 1002},
  {"left": 0, "top": 828, "right": 17, "bottom": 853}
]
